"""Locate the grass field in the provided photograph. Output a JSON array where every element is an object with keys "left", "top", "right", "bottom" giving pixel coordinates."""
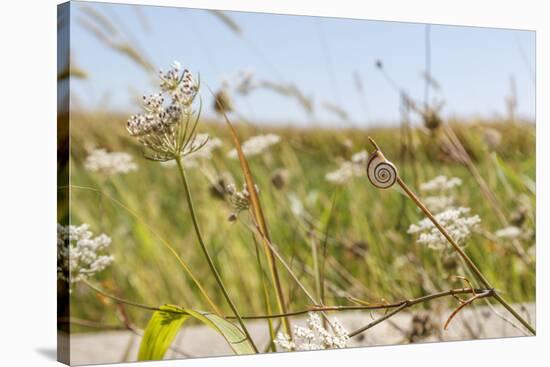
[{"left": 61, "top": 111, "right": 535, "bottom": 330}]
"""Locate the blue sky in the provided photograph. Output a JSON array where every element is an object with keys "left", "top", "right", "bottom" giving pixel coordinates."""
[{"left": 68, "top": 1, "right": 535, "bottom": 127}]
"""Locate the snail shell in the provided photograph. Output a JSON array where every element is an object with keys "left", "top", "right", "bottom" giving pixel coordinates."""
[{"left": 366, "top": 150, "right": 397, "bottom": 189}]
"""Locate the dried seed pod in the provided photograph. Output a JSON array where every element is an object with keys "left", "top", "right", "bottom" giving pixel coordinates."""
[
  {"left": 271, "top": 168, "right": 289, "bottom": 190},
  {"left": 422, "top": 109, "right": 442, "bottom": 131},
  {"left": 366, "top": 150, "right": 397, "bottom": 189},
  {"left": 213, "top": 89, "right": 233, "bottom": 114}
]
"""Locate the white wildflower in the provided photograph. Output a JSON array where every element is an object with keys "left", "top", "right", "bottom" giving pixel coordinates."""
[
  {"left": 127, "top": 61, "right": 203, "bottom": 162},
  {"left": 423, "top": 195, "right": 455, "bottom": 213},
  {"left": 419, "top": 176, "right": 462, "bottom": 213},
  {"left": 350, "top": 150, "right": 368, "bottom": 164},
  {"left": 275, "top": 312, "right": 349, "bottom": 352},
  {"left": 228, "top": 134, "right": 280, "bottom": 158},
  {"left": 325, "top": 161, "right": 363, "bottom": 184},
  {"left": 420, "top": 175, "right": 462, "bottom": 192},
  {"left": 407, "top": 207, "right": 481, "bottom": 250},
  {"left": 495, "top": 226, "right": 523, "bottom": 239},
  {"left": 325, "top": 150, "right": 367, "bottom": 184},
  {"left": 275, "top": 333, "right": 296, "bottom": 351},
  {"left": 159, "top": 61, "right": 198, "bottom": 104},
  {"left": 288, "top": 193, "right": 305, "bottom": 217},
  {"left": 57, "top": 224, "right": 114, "bottom": 286},
  {"left": 84, "top": 149, "right": 137, "bottom": 175}
]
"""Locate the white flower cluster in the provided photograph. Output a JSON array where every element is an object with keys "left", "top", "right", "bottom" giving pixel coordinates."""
[
  {"left": 127, "top": 61, "right": 203, "bottom": 162},
  {"left": 161, "top": 134, "right": 223, "bottom": 168},
  {"left": 126, "top": 92, "right": 183, "bottom": 138},
  {"left": 407, "top": 207, "right": 481, "bottom": 250},
  {"left": 495, "top": 226, "right": 523, "bottom": 239},
  {"left": 159, "top": 61, "right": 197, "bottom": 105},
  {"left": 228, "top": 134, "right": 281, "bottom": 158},
  {"left": 420, "top": 175, "right": 462, "bottom": 192},
  {"left": 57, "top": 224, "right": 114, "bottom": 285},
  {"left": 420, "top": 175, "right": 462, "bottom": 213},
  {"left": 423, "top": 195, "right": 455, "bottom": 213},
  {"left": 275, "top": 312, "right": 349, "bottom": 351},
  {"left": 84, "top": 149, "right": 138, "bottom": 175},
  {"left": 288, "top": 192, "right": 305, "bottom": 217},
  {"left": 350, "top": 150, "right": 368, "bottom": 164},
  {"left": 325, "top": 150, "right": 367, "bottom": 184}
]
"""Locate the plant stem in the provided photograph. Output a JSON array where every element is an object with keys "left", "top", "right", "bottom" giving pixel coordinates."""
[
  {"left": 174, "top": 157, "right": 258, "bottom": 352},
  {"left": 218, "top": 108, "right": 291, "bottom": 336},
  {"left": 252, "top": 234, "right": 277, "bottom": 352},
  {"left": 65, "top": 185, "right": 219, "bottom": 315},
  {"left": 395, "top": 176, "right": 535, "bottom": 335},
  {"left": 396, "top": 176, "right": 492, "bottom": 289},
  {"left": 83, "top": 280, "right": 495, "bottom": 335},
  {"left": 366, "top": 138, "right": 534, "bottom": 335},
  {"left": 224, "top": 287, "right": 492, "bottom": 321}
]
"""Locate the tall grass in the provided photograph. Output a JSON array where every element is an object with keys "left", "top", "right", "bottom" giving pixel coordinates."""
[{"left": 64, "top": 111, "right": 535, "bottom": 329}]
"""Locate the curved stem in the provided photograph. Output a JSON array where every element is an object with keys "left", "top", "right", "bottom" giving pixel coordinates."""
[
  {"left": 396, "top": 176, "right": 492, "bottom": 289},
  {"left": 64, "top": 185, "right": 219, "bottom": 315},
  {"left": 366, "top": 137, "right": 535, "bottom": 335},
  {"left": 174, "top": 157, "right": 258, "bottom": 353},
  {"left": 396, "top": 176, "right": 535, "bottom": 335},
  {"left": 225, "top": 288, "right": 492, "bottom": 321},
  {"left": 83, "top": 280, "right": 494, "bottom": 332}
]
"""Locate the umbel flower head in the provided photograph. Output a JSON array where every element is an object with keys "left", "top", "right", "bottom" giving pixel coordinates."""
[
  {"left": 84, "top": 148, "right": 138, "bottom": 175},
  {"left": 227, "top": 134, "right": 281, "bottom": 159},
  {"left": 420, "top": 175, "right": 462, "bottom": 213},
  {"left": 407, "top": 207, "right": 481, "bottom": 250},
  {"left": 126, "top": 61, "right": 206, "bottom": 162},
  {"left": 275, "top": 312, "right": 349, "bottom": 351},
  {"left": 324, "top": 149, "right": 367, "bottom": 185},
  {"left": 57, "top": 224, "right": 114, "bottom": 286}
]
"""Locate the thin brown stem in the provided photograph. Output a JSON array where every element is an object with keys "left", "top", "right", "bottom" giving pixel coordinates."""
[
  {"left": 83, "top": 280, "right": 501, "bottom": 340},
  {"left": 215, "top": 102, "right": 291, "bottom": 336},
  {"left": 444, "top": 290, "right": 492, "bottom": 330},
  {"left": 367, "top": 137, "right": 535, "bottom": 335},
  {"left": 396, "top": 176, "right": 535, "bottom": 334},
  {"left": 226, "top": 288, "right": 491, "bottom": 320},
  {"left": 348, "top": 288, "right": 493, "bottom": 338},
  {"left": 396, "top": 176, "right": 493, "bottom": 290}
]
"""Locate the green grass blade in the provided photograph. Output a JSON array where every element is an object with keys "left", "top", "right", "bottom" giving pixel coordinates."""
[{"left": 138, "top": 305, "right": 256, "bottom": 361}]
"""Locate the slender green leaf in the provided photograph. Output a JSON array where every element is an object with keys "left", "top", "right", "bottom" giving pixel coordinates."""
[
  {"left": 138, "top": 305, "right": 189, "bottom": 361},
  {"left": 138, "top": 305, "right": 255, "bottom": 361},
  {"left": 184, "top": 309, "right": 256, "bottom": 355}
]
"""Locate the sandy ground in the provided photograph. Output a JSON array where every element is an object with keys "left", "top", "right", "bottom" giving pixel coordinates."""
[{"left": 64, "top": 303, "right": 535, "bottom": 365}]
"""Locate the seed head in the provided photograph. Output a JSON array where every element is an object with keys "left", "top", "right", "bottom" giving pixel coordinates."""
[
  {"left": 226, "top": 183, "right": 259, "bottom": 221},
  {"left": 127, "top": 61, "right": 203, "bottom": 163}
]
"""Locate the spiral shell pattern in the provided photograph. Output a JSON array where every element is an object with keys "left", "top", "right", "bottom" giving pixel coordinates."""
[{"left": 366, "top": 151, "right": 397, "bottom": 189}]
